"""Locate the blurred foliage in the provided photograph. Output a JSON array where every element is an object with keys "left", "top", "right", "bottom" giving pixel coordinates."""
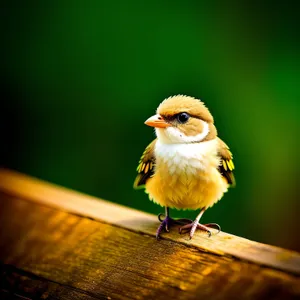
[{"left": 2, "top": 1, "right": 299, "bottom": 251}]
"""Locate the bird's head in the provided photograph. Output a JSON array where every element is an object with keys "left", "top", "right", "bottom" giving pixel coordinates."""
[{"left": 145, "top": 95, "right": 217, "bottom": 144}]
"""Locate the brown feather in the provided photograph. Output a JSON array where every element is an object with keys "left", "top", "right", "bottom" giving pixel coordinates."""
[
  {"left": 202, "top": 122, "right": 218, "bottom": 141},
  {"left": 217, "top": 137, "right": 235, "bottom": 186},
  {"left": 177, "top": 118, "right": 204, "bottom": 137},
  {"left": 133, "top": 139, "right": 156, "bottom": 188},
  {"left": 157, "top": 95, "right": 214, "bottom": 123}
]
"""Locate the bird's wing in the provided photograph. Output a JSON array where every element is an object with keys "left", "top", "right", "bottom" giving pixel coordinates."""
[
  {"left": 133, "top": 139, "right": 156, "bottom": 189},
  {"left": 217, "top": 137, "right": 236, "bottom": 186}
]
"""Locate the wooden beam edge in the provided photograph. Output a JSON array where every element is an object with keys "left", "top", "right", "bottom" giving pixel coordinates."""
[{"left": 0, "top": 167, "right": 299, "bottom": 276}]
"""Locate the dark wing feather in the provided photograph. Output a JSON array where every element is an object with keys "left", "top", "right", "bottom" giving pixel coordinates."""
[
  {"left": 217, "top": 138, "right": 236, "bottom": 186},
  {"left": 133, "top": 139, "right": 156, "bottom": 189}
]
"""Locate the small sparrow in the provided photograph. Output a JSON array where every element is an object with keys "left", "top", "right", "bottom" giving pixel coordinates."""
[{"left": 134, "top": 95, "right": 235, "bottom": 239}]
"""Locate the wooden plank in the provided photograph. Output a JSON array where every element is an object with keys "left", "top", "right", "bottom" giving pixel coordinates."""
[
  {"left": 0, "top": 265, "right": 103, "bottom": 300},
  {"left": 0, "top": 194, "right": 300, "bottom": 300},
  {"left": 0, "top": 168, "right": 299, "bottom": 276}
]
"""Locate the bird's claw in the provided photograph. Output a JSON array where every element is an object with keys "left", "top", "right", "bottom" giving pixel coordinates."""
[
  {"left": 157, "top": 213, "right": 166, "bottom": 223},
  {"left": 203, "top": 223, "right": 221, "bottom": 235},
  {"left": 156, "top": 216, "right": 171, "bottom": 239},
  {"left": 158, "top": 214, "right": 192, "bottom": 226},
  {"left": 157, "top": 214, "right": 220, "bottom": 239},
  {"left": 179, "top": 222, "right": 221, "bottom": 239},
  {"left": 156, "top": 214, "right": 192, "bottom": 239}
]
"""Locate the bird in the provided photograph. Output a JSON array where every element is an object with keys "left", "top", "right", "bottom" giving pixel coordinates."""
[{"left": 133, "top": 95, "right": 235, "bottom": 239}]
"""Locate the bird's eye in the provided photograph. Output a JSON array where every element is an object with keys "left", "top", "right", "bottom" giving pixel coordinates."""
[{"left": 177, "top": 112, "right": 190, "bottom": 124}]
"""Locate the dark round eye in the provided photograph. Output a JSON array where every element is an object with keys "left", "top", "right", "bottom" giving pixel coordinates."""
[{"left": 177, "top": 112, "right": 190, "bottom": 124}]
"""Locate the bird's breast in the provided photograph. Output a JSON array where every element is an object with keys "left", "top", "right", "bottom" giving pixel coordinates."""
[
  {"left": 155, "top": 139, "right": 220, "bottom": 174},
  {"left": 145, "top": 139, "right": 228, "bottom": 210}
]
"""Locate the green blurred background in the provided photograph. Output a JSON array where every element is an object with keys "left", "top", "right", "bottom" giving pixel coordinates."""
[{"left": 2, "top": 2, "right": 299, "bottom": 251}]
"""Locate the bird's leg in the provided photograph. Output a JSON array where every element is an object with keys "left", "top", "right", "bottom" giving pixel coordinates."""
[
  {"left": 156, "top": 207, "right": 172, "bottom": 239},
  {"left": 179, "top": 208, "right": 221, "bottom": 239},
  {"left": 157, "top": 207, "right": 193, "bottom": 239},
  {"left": 158, "top": 208, "right": 192, "bottom": 226}
]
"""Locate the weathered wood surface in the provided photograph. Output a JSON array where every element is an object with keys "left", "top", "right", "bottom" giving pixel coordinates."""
[
  {"left": 0, "top": 264, "right": 102, "bottom": 300},
  {"left": 0, "top": 168, "right": 300, "bottom": 300}
]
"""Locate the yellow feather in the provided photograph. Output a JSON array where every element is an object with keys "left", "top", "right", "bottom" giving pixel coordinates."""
[
  {"left": 141, "top": 163, "right": 145, "bottom": 171},
  {"left": 227, "top": 161, "right": 232, "bottom": 171},
  {"left": 222, "top": 160, "right": 227, "bottom": 171},
  {"left": 146, "top": 162, "right": 229, "bottom": 210},
  {"left": 145, "top": 163, "right": 149, "bottom": 173}
]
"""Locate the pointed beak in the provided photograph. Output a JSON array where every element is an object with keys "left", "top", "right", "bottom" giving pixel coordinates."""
[{"left": 144, "top": 114, "right": 171, "bottom": 128}]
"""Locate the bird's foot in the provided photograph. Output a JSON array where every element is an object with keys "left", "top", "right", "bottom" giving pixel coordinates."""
[
  {"left": 179, "top": 221, "right": 221, "bottom": 239},
  {"left": 156, "top": 214, "right": 193, "bottom": 239},
  {"left": 158, "top": 213, "right": 193, "bottom": 226},
  {"left": 156, "top": 215, "right": 172, "bottom": 239}
]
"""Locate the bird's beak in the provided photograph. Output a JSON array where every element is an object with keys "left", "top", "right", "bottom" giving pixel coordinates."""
[{"left": 144, "top": 114, "right": 171, "bottom": 128}]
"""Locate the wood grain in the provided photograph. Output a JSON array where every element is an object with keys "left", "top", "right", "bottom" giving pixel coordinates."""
[
  {"left": 0, "top": 265, "right": 102, "bottom": 300},
  {"left": 0, "top": 193, "right": 300, "bottom": 300},
  {"left": 0, "top": 168, "right": 299, "bottom": 276}
]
